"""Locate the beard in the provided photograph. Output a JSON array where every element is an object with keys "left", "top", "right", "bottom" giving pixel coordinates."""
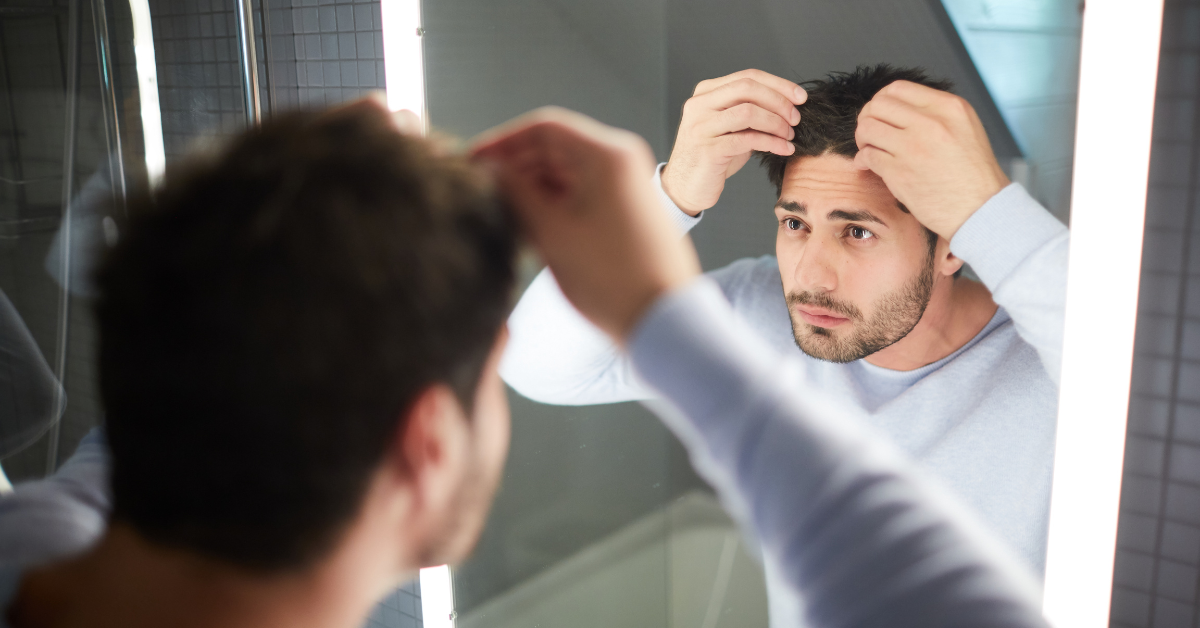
[{"left": 786, "top": 257, "right": 935, "bottom": 363}]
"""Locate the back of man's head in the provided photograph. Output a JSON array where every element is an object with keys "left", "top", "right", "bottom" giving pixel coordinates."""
[
  {"left": 94, "top": 103, "right": 517, "bottom": 572},
  {"left": 759, "top": 64, "right": 954, "bottom": 195}
]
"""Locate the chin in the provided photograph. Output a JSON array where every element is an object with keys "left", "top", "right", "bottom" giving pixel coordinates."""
[{"left": 792, "top": 326, "right": 871, "bottom": 364}]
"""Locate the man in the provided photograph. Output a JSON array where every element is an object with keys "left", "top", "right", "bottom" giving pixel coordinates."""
[
  {"left": 0, "top": 102, "right": 517, "bottom": 627},
  {"left": 0, "top": 100, "right": 1048, "bottom": 628},
  {"left": 501, "top": 63, "right": 1067, "bottom": 610},
  {"left": 479, "top": 107, "right": 1049, "bottom": 628}
]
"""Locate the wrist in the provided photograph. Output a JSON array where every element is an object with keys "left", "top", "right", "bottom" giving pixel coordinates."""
[
  {"left": 660, "top": 163, "right": 705, "bottom": 217},
  {"left": 942, "top": 173, "right": 1011, "bottom": 241}
]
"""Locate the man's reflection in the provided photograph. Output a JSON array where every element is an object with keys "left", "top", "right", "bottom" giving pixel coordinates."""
[
  {"left": 502, "top": 64, "right": 1066, "bottom": 624},
  {"left": 0, "top": 288, "right": 64, "bottom": 473}
]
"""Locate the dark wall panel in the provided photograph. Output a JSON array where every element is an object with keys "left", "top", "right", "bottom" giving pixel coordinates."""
[{"left": 1113, "top": 1, "right": 1200, "bottom": 626}]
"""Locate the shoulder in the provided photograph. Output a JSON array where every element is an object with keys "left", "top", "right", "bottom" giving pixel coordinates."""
[
  {"left": 707, "top": 255, "right": 782, "bottom": 303},
  {"left": 963, "top": 314, "right": 1056, "bottom": 394},
  {"left": 705, "top": 256, "right": 795, "bottom": 346}
]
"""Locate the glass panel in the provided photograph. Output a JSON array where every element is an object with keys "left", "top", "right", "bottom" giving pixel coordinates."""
[
  {"left": 423, "top": 2, "right": 769, "bottom": 626},
  {"left": 0, "top": 0, "right": 422, "bottom": 624},
  {"left": 0, "top": 0, "right": 133, "bottom": 482},
  {"left": 428, "top": 1, "right": 1084, "bottom": 626}
]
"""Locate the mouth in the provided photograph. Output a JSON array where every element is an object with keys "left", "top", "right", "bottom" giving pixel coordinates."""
[{"left": 794, "top": 305, "right": 851, "bottom": 328}]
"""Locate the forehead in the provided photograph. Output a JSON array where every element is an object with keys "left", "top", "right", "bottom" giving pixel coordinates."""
[{"left": 779, "top": 154, "right": 900, "bottom": 216}]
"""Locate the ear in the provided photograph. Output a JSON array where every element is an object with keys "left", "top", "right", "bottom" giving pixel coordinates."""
[
  {"left": 393, "top": 383, "right": 472, "bottom": 524},
  {"left": 935, "top": 236, "right": 965, "bottom": 278}
]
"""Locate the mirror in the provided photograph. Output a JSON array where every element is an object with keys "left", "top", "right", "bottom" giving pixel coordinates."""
[{"left": 417, "top": 1, "right": 1087, "bottom": 627}]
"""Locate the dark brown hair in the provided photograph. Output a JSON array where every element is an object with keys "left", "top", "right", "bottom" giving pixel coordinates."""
[
  {"left": 759, "top": 64, "right": 954, "bottom": 196},
  {"left": 95, "top": 103, "right": 517, "bottom": 571}
]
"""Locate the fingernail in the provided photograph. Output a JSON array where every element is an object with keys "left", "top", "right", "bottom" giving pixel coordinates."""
[
  {"left": 788, "top": 127, "right": 795, "bottom": 140},
  {"left": 794, "top": 86, "right": 808, "bottom": 104}
]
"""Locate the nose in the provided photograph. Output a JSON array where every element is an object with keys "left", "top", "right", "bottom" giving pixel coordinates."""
[{"left": 792, "top": 234, "right": 839, "bottom": 294}]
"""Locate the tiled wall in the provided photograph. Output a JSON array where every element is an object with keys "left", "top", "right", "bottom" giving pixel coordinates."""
[
  {"left": 1111, "top": 1, "right": 1200, "bottom": 626},
  {"left": 287, "top": 0, "right": 385, "bottom": 108},
  {"left": 364, "top": 580, "right": 424, "bottom": 628},
  {"left": 147, "top": 0, "right": 384, "bottom": 163}
]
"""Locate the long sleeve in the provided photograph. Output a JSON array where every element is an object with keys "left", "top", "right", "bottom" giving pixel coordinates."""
[
  {"left": 629, "top": 278, "right": 1047, "bottom": 628},
  {"left": 500, "top": 164, "right": 705, "bottom": 405},
  {"left": 0, "top": 430, "right": 111, "bottom": 566},
  {"left": 951, "top": 184, "right": 1068, "bottom": 385}
]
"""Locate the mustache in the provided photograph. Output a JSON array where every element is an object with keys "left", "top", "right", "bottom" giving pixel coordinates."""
[{"left": 786, "top": 291, "right": 863, "bottom": 322}]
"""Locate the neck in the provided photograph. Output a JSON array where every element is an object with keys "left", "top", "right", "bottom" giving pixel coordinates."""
[
  {"left": 864, "top": 275, "right": 997, "bottom": 371},
  {"left": 10, "top": 523, "right": 405, "bottom": 628}
]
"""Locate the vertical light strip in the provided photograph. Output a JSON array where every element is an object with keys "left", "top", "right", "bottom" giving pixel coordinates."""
[
  {"left": 379, "top": 0, "right": 426, "bottom": 125},
  {"left": 1042, "top": 1, "right": 1164, "bottom": 627},
  {"left": 381, "top": 4, "right": 440, "bottom": 618},
  {"left": 419, "top": 564, "right": 455, "bottom": 628},
  {"left": 127, "top": 0, "right": 165, "bottom": 184}
]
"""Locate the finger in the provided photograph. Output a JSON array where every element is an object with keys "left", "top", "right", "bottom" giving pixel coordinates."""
[
  {"left": 859, "top": 93, "right": 924, "bottom": 131},
  {"left": 470, "top": 106, "right": 599, "bottom": 158},
  {"left": 854, "top": 116, "right": 906, "bottom": 154},
  {"left": 853, "top": 145, "right": 895, "bottom": 174},
  {"left": 489, "top": 151, "right": 565, "bottom": 235},
  {"left": 718, "top": 130, "right": 796, "bottom": 157},
  {"left": 878, "top": 80, "right": 952, "bottom": 109},
  {"left": 390, "top": 109, "right": 423, "bottom": 136},
  {"left": 693, "top": 69, "right": 807, "bottom": 105},
  {"left": 701, "top": 103, "right": 795, "bottom": 143},
  {"left": 693, "top": 78, "right": 802, "bottom": 126}
]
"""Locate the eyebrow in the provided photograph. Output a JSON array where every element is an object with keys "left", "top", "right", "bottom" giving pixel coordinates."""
[{"left": 775, "top": 200, "right": 887, "bottom": 226}]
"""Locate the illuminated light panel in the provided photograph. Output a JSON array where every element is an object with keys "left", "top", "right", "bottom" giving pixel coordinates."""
[
  {"left": 419, "top": 565, "right": 455, "bottom": 628},
  {"left": 128, "top": 0, "right": 165, "bottom": 184},
  {"left": 380, "top": 0, "right": 426, "bottom": 128},
  {"left": 1042, "top": 1, "right": 1164, "bottom": 627}
]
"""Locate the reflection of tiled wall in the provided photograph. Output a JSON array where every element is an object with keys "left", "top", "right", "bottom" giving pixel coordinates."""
[
  {"left": 1111, "top": 2, "right": 1200, "bottom": 626},
  {"left": 147, "top": 0, "right": 384, "bottom": 163},
  {"left": 149, "top": 0, "right": 247, "bottom": 160},
  {"left": 288, "top": 0, "right": 385, "bottom": 107},
  {"left": 365, "top": 580, "right": 424, "bottom": 628}
]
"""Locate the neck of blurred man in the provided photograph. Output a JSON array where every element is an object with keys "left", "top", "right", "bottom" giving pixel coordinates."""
[
  {"left": 863, "top": 271, "right": 998, "bottom": 372},
  {"left": 9, "top": 474, "right": 423, "bottom": 628}
]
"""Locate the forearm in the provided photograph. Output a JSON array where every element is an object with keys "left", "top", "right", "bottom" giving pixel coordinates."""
[
  {"left": 952, "top": 184, "right": 1068, "bottom": 384},
  {"left": 501, "top": 268, "right": 652, "bottom": 404},
  {"left": 629, "top": 278, "right": 1046, "bottom": 628},
  {"left": 499, "top": 167, "right": 706, "bottom": 405}
]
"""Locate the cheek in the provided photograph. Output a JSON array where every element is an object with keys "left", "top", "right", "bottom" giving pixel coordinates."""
[
  {"left": 475, "top": 371, "right": 511, "bottom": 472},
  {"left": 844, "top": 255, "right": 920, "bottom": 308},
  {"left": 775, "top": 236, "right": 800, "bottom": 293}
]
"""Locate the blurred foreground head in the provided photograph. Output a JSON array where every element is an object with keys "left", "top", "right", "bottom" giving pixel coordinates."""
[{"left": 95, "top": 101, "right": 517, "bottom": 573}]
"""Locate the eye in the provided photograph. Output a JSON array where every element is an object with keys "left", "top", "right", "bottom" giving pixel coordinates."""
[
  {"left": 848, "top": 226, "right": 875, "bottom": 240},
  {"left": 783, "top": 217, "right": 805, "bottom": 231}
]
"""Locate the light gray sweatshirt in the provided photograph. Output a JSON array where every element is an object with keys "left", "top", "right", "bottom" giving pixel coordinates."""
[
  {"left": 501, "top": 176, "right": 1068, "bottom": 593},
  {"left": 628, "top": 276, "right": 1048, "bottom": 627},
  {"left": 0, "top": 277, "right": 1051, "bottom": 628}
]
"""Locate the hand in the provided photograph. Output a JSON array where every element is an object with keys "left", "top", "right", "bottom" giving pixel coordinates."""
[
  {"left": 853, "top": 80, "right": 1010, "bottom": 241},
  {"left": 472, "top": 107, "right": 701, "bottom": 343},
  {"left": 663, "top": 69, "right": 807, "bottom": 215}
]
